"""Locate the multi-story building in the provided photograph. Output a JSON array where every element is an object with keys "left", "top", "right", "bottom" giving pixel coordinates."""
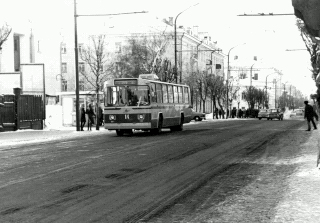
[
  {"left": 228, "top": 64, "right": 283, "bottom": 110},
  {"left": 0, "top": 22, "right": 61, "bottom": 97}
]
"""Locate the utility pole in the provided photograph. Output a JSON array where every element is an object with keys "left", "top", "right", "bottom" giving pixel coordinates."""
[
  {"left": 174, "top": 3, "right": 199, "bottom": 84},
  {"left": 74, "top": 0, "right": 80, "bottom": 131},
  {"left": 73, "top": 0, "right": 147, "bottom": 131}
]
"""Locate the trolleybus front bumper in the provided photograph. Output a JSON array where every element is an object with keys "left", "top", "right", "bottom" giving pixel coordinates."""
[{"left": 105, "top": 122, "right": 152, "bottom": 130}]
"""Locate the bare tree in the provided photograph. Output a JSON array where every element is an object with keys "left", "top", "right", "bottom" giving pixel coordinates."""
[
  {"left": 0, "top": 23, "right": 12, "bottom": 72},
  {"left": 227, "top": 77, "right": 240, "bottom": 117},
  {"left": 0, "top": 23, "right": 12, "bottom": 51},
  {"left": 296, "top": 18, "right": 318, "bottom": 78},
  {"left": 196, "top": 71, "right": 212, "bottom": 113},
  {"left": 208, "top": 74, "right": 225, "bottom": 118},
  {"left": 116, "top": 28, "right": 175, "bottom": 82},
  {"left": 243, "top": 86, "right": 266, "bottom": 110},
  {"left": 80, "top": 34, "right": 113, "bottom": 130},
  {"left": 296, "top": 18, "right": 320, "bottom": 107}
]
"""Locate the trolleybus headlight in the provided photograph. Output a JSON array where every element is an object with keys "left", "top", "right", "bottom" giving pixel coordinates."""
[
  {"left": 109, "top": 115, "right": 116, "bottom": 120},
  {"left": 137, "top": 114, "right": 145, "bottom": 120}
]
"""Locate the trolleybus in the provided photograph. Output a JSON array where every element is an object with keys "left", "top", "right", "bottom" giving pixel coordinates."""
[{"left": 103, "top": 74, "right": 193, "bottom": 136}]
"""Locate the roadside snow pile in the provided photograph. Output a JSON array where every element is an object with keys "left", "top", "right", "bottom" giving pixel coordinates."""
[{"left": 283, "top": 109, "right": 292, "bottom": 119}]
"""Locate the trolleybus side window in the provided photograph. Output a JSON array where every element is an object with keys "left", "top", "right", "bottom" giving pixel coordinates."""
[
  {"left": 149, "top": 83, "right": 157, "bottom": 103},
  {"left": 105, "top": 85, "right": 149, "bottom": 106},
  {"left": 168, "top": 85, "right": 174, "bottom": 103},
  {"left": 178, "top": 86, "right": 182, "bottom": 103},
  {"left": 162, "top": 84, "right": 168, "bottom": 103},
  {"left": 184, "top": 87, "right": 189, "bottom": 104},
  {"left": 106, "top": 86, "right": 119, "bottom": 106},
  {"left": 173, "top": 86, "right": 178, "bottom": 103},
  {"left": 156, "top": 83, "right": 162, "bottom": 103}
]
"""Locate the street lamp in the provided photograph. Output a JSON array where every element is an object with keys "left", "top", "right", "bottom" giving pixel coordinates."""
[
  {"left": 174, "top": 3, "right": 199, "bottom": 84},
  {"left": 265, "top": 72, "right": 277, "bottom": 108},
  {"left": 250, "top": 63, "right": 255, "bottom": 87},
  {"left": 282, "top": 81, "right": 289, "bottom": 108},
  {"left": 226, "top": 43, "right": 245, "bottom": 119}
]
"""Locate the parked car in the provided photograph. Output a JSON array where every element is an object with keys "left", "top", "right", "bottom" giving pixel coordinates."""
[
  {"left": 268, "top": 108, "right": 284, "bottom": 120},
  {"left": 290, "top": 109, "right": 304, "bottom": 119},
  {"left": 191, "top": 109, "right": 206, "bottom": 121},
  {"left": 258, "top": 109, "right": 270, "bottom": 120}
]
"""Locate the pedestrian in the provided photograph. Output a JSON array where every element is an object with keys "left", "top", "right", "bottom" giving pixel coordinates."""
[
  {"left": 80, "top": 105, "right": 86, "bottom": 131},
  {"left": 86, "top": 104, "right": 95, "bottom": 131},
  {"left": 245, "top": 109, "right": 249, "bottom": 118},
  {"left": 239, "top": 109, "right": 243, "bottom": 118},
  {"left": 215, "top": 108, "right": 219, "bottom": 119},
  {"left": 98, "top": 106, "right": 104, "bottom": 126},
  {"left": 304, "top": 100, "right": 317, "bottom": 131},
  {"left": 218, "top": 109, "right": 222, "bottom": 119}
]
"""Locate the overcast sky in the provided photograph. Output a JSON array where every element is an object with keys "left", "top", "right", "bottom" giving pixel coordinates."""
[{"left": 1, "top": 0, "right": 316, "bottom": 95}]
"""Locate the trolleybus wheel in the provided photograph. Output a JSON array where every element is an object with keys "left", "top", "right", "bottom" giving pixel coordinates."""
[
  {"left": 171, "top": 116, "right": 184, "bottom": 131},
  {"left": 116, "top": 130, "right": 124, "bottom": 136},
  {"left": 151, "top": 116, "right": 163, "bottom": 134}
]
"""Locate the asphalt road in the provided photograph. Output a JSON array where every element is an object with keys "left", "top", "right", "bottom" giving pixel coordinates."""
[{"left": 0, "top": 118, "right": 306, "bottom": 222}]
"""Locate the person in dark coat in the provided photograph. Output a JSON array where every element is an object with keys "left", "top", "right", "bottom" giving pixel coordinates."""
[
  {"left": 98, "top": 106, "right": 104, "bottom": 126},
  {"left": 304, "top": 100, "right": 317, "bottom": 131},
  {"left": 215, "top": 108, "right": 219, "bottom": 119},
  {"left": 218, "top": 109, "right": 222, "bottom": 119},
  {"left": 80, "top": 106, "right": 86, "bottom": 131},
  {"left": 86, "top": 104, "right": 95, "bottom": 131},
  {"left": 239, "top": 109, "right": 243, "bottom": 118}
]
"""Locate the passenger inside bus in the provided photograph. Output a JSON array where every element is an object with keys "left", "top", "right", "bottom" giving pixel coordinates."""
[{"left": 106, "top": 85, "right": 149, "bottom": 106}]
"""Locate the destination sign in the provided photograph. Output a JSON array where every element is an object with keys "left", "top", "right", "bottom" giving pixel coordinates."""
[{"left": 114, "top": 80, "right": 137, "bottom": 85}]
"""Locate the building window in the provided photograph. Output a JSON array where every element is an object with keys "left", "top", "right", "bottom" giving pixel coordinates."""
[
  {"left": 78, "top": 43, "right": 84, "bottom": 54},
  {"left": 61, "top": 63, "right": 67, "bottom": 73},
  {"left": 37, "top": 40, "right": 41, "bottom": 53},
  {"left": 79, "top": 80, "right": 85, "bottom": 91},
  {"left": 115, "top": 42, "right": 121, "bottom": 53},
  {"left": 79, "top": 62, "right": 85, "bottom": 73},
  {"left": 61, "top": 43, "right": 67, "bottom": 54},
  {"left": 61, "top": 79, "right": 67, "bottom": 92},
  {"left": 239, "top": 73, "right": 247, "bottom": 79}
]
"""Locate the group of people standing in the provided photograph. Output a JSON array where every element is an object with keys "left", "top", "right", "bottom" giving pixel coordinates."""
[
  {"left": 214, "top": 108, "right": 250, "bottom": 119},
  {"left": 80, "top": 104, "right": 104, "bottom": 131}
]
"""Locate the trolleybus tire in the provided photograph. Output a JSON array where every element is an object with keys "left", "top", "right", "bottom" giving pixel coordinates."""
[
  {"left": 171, "top": 116, "right": 184, "bottom": 131},
  {"left": 151, "top": 116, "right": 163, "bottom": 134},
  {"left": 116, "top": 130, "right": 124, "bottom": 136}
]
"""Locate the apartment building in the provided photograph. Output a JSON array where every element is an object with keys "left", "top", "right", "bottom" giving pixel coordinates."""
[{"left": 0, "top": 22, "right": 61, "bottom": 98}]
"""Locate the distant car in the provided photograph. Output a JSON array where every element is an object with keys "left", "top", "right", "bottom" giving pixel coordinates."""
[
  {"left": 191, "top": 109, "right": 206, "bottom": 121},
  {"left": 268, "top": 108, "right": 284, "bottom": 120},
  {"left": 290, "top": 109, "right": 304, "bottom": 119},
  {"left": 258, "top": 109, "right": 270, "bottom": 120}
]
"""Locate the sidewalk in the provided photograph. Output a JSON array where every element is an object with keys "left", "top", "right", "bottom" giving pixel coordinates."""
[
  {"left": 0, "top": 125, "right": 111, "bottom": 148},
  {"left": 273, "top": 127, "right": 320, "bottom": 222}
]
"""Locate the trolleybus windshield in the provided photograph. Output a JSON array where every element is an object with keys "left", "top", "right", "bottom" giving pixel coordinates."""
[{"left": 105, "top": 85, "right": 149, "bottom": 107}]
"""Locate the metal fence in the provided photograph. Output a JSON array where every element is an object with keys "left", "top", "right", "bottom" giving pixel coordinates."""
[{"left": 0, "top": 89, "right": 44, "bottom": 132}]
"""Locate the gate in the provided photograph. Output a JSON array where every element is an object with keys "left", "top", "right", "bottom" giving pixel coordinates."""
[{"left": 0, "top": 88, "right": 44, "bottom": 132}]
